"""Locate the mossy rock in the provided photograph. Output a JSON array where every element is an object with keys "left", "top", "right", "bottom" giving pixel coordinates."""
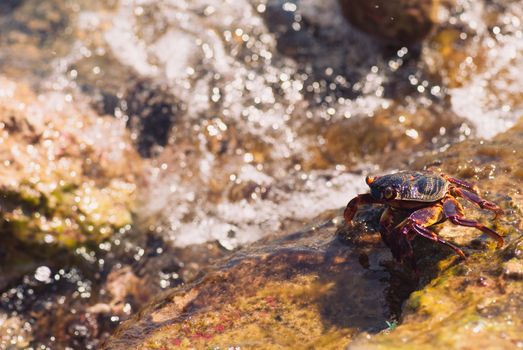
[
  {"left": 0, "top": 77, "right": 141, "bottom": 250},
  {"left": 346, "top": 116, "right": 523, "bottom": 350}
]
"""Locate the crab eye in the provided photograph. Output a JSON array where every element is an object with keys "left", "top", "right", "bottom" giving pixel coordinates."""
[{"left": 383, "top": 187, "right": 396, "bottom": 200}]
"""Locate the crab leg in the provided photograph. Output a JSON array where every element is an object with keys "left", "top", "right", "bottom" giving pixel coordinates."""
[
  {"left": 442, "top": 196, "right": 504, "bottom": 248},
  {"left": 379, "top": 207, "right": 415, "bottom": 264},
  {"left": 343, "top": 193, "right": 382, "bottom": 224},
  {"left": 382, "top": 223, "right": 420, "bottom": 272},
  {"left": 396, "top": 205, "right": 466, "bottom": 258},
  {"left": 450, "top": 187, "right": 504, "bottom": 218},
  {"left": 378, "top": 207, "right": 395, "bottom": 247},
  {"left": 407, "top": 222, "right": 466, "bottom": 258},
  {"left": 441, "top": 173, "right": 480, "bottom": 194},
  {"left": 381, "top": 223, "right": 413, "bottom": 265}
]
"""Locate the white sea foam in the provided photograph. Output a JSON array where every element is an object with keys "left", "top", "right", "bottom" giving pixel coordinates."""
[
  {"left": 450, "top": 0, "right": 523, "bottom": 138},
  {"left": 141, "top": 168, "right": 367, "bottom": 248}
]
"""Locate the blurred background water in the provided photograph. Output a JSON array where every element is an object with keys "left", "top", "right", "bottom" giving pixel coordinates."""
[{"left": 0, "top": 0, "right": 522, "bottom": 348}]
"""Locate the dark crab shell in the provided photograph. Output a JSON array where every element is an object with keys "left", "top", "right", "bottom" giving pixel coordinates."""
[{"left": 368, "top": 171, "right": 449, "bottom": 202}]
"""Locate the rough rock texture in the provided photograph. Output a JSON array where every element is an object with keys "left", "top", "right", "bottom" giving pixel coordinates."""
[
  {"left": 103, "top": 211, "right": 407, "bottom": 350},
  {"left": 105, "top": 118, "right": 522, "bottom": 349},
  {"left": 350, "top": 238, "right": 523, "bottom": 350},
  {"left": 347, "top": 117, "right": 523, "bottom": 349},
  {"left": 0, "top": 77, "right": 141, "bottom": 249}
]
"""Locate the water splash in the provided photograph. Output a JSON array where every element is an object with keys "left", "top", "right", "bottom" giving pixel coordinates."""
[{"left": 444, "top": 0, "right": 523, "bottom": 138}]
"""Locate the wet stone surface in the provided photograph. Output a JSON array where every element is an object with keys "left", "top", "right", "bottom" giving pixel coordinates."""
[
  {"left": 0, "top": 77, "right": 141, "bottom": 348},
  {"left": 347, "top": 116, "right": 523, "bottom": 349},
  {"left": 105, "top": 119, "right": 522, "bottom": 349},
  {"left": 0, "top": 77, "right": 140, "bottom": 250},
  {"left": 0, "top": 231, "right": 230, "bottom": 349},
  {"left": 103, "top": 213, "right": 415, "bottom": 350}
]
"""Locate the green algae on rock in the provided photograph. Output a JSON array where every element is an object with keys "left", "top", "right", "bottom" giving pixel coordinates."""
[
  {"left": 347, "top": 118, "right": 523, "bottom": 350},
  {"left": 0, "top": 77, "right": 141, "bottom": 250},
  {"left": 348, "top": 237, "right": 523, "bottom": 350}
]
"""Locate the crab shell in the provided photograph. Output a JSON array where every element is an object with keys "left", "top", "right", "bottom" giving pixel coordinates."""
[{"left": 366, "top": 171, "right": 449, "bottom": 202}]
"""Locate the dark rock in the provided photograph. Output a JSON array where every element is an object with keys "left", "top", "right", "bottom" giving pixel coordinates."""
[{"left": 338, "top": 0, "right": 438, "bottom": 45}]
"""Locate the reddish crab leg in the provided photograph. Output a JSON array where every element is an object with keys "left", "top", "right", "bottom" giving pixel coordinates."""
[
  {"left": 343, "top": 193, "right": 382, "bottom": 224},
  {"left": 396, "top": 205, "right": 467, "bottom": 258},
  {"left": 385, "top": 224, "right": 412, "bottom": 262},
  {"left": 441, "top": 173, "right": 480, "bottom": 194},
  {"left": 442, "top": 197, "right": 504, "bottom": 248},
  {"left": 451, "top": 187, "right": 504, "bottom": 218},
  {"left": 407, "top": 221, "right": 466, "bottom": 258},
  {"left": 447, "top": 217, "right": 504, "bottom": 248},
  {"left": 378, "top": 207, "right": 395, "bottom": 248},
  {"left": 390, "top": 225, "right": 418, "bottom": 272}
]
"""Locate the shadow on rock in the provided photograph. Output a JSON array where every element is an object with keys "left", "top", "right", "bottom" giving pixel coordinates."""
[{"left": 103, "top": 210, "right": 421, "bottom": 349}]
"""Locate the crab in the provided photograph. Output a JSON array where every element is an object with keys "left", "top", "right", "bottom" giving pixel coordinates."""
[{"left": 344, "top": 171, "right": 504, "bottom": 268}]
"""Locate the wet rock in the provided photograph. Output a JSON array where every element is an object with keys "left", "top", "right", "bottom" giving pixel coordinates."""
[
  {"left": 124, "top": 81, "right": 183, "bottom": 158},
  {"left": 503, "top": 258, "right": 523, "bottom": 280},
  {"left": 0, "top": 77, "right": 141, "bottom": 250},
  {"left": 0, "top": 218, "right": 237, "bottom": 349},
  {"left": 0, "top": 76, "right": 143, "bottom": 348},
  {"left": 419, "top": 1, "right": 523, "bottom": 139},
  {"left": 0, "top": 0, "right": 23, "bottom": 15},
  {"left": 302, "top": 104, "right": 463, "bottom": 170},
  {"left": 348, "top": 241, "right": 523, "bottom": 349},
  {"left": 0, "top": 241, "right": 40, "bottom": 291},
  {"left": 103, "top": 212, "right": 414, "bottom": 349},
  {"left": 346, "top": 119, "right": 523, "bottom": 349},
  {"left": 0, "top": 0, "right": 77, "bottom": 78},
  {"left": 338, "top": 0, "right": 438, "bottom": 45},
  {"left": 106, "top": 119, "right": 522, "bottom": 349},
  {"left": 71, "top": 50, "right": 185, "bottom": 158}
]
